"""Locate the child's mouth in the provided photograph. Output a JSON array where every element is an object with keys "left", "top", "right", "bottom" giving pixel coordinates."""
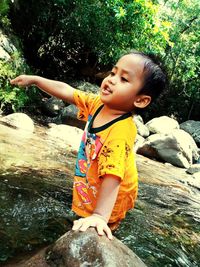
[{"left": 102, "top": 86, "right": 112, "bottom": 95}]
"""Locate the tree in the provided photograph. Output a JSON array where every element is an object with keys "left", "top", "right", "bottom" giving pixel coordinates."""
[
  {"left": 158, "top": 0, "right": 200, "bottom": 121},
  {"left": 10, "top": 0, "right": 171, "bottom": 80}
]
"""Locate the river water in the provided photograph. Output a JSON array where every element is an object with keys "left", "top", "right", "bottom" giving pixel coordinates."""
[{"left": 0, "top": 122, "right": 200, "bottom": 267}]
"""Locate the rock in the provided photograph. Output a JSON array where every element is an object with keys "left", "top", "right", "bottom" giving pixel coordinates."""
[
  {"left": 13, "top": 229, "right": 147, "bottom": 267},
  {"left": 0, "top": 45, "right": 10, "bottom": 60},
  {"left": 134, "top": 115, "right": 149, "bottom": 138},
  {"left": 180, "top": 120, "right": 200, "bottom": 147},
  {"left": 46, "top": 123, "right": 83, "bottom": 151},
  {"left": 186, "top": 164, "right": 200, "bottom": 174},
  {"left": 0, "top": 30, "right": 17, "bottom": 60},
  {"left": 61, "top": 105, "right": 78, "bottom": 121},
  {"left": 134, "top": 114, "right": 144, "bottom": 124},
  {"left": 137, "top": 129, "right": 199, "bottom": 168},
  {"left": 134, "top": 134, "right": 145, "bottom": 152},
  {"left": 192, "top": 172, "right": 200, "bottom": 180},
  {"left": 58, "top": 104, "right": 86, "bottom": 129},
  {"left": 145, "top": 116, "right": 179, "bottom": 134},
  {"left": 42, "top": 97, "right": 66, "bottom": 117},
  {"left": 0, "top": 113, "right": 34, "bottom": 133},
  {"left": 42, "top": 82, "right": 99, "bottom": 128},
  {"left": 71, "top": 80, "right": 100, "bottom": 94}
]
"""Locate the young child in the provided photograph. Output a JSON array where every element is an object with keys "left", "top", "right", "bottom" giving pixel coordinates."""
[{"left": 11, "top": 51, "right": 166, "bottom": 240}]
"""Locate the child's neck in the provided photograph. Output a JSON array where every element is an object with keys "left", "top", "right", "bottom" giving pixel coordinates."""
[
  {"left": 102, "top": 104, "right": 128, "bottom": 116},
  {"left": 92, "top": 105, "right": 129, "bottom": 128}
]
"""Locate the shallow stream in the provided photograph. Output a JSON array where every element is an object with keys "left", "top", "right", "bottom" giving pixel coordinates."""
[{"left": 0, "top": 123, "right": 199, "bottom": 267}]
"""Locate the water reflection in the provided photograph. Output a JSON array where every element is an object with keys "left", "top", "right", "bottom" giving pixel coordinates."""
[{"left": 115, "top": 183, "right": 200, "bottom": 267}]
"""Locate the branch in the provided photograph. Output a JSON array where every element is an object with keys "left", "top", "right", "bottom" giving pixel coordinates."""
[{"left": 180, "top": 16, "right": 198, "bottom": 34}]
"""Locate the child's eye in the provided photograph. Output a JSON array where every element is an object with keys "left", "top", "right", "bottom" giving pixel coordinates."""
[
  {"left": 121, "top": 77, "right": 128, "bottom": 82},
  {"left": 110, "top": 71, "right": 115, "bottom": 76}
]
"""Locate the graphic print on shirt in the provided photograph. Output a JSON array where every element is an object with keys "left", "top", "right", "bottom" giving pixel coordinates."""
[
  {"left": 75, "top": 130, "right": 88, "bottom": 177},
  {"left": 74, "top": 115, "right": 103, "bottom": 204},
  {"left": 74, "top": 181, "right": 91, "bottom": 204},
  {"left": 75, "top": 117, "right": 103, "bottom": 177}
]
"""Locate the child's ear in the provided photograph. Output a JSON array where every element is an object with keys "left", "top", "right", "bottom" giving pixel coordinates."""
[{"left": 133, "top": 95, "right": 151, "bottom": 109}]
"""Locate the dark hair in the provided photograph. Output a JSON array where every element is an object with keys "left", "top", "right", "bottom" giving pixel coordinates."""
[{"left": 125, "top": 50, "right": 167, "bottom": 102}]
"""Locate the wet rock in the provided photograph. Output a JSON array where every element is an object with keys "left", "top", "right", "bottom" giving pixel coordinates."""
[
  {"left": 12, "top": 229, "right": 147, "bottom": 267},
  {"left": 180, "top": 120, "right": 200, "bottom": 147},
  {"left": 137, "top": 129, "right": 199, "bottom": 168},
  {"left": 145, "top": 116, "right": 179, "bottom": 134}
]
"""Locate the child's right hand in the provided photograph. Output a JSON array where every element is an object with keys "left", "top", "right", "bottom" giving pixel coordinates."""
[
  {"left": 10, "top": 75, "right": 35, "bottom": 87},
  {"left": 72, "top": 214, "right": 113, "bottom": 240}
]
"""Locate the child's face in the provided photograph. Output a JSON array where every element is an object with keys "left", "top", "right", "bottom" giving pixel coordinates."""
[{"left": 100, "top": 54, "right": 145, "bottom": 112}]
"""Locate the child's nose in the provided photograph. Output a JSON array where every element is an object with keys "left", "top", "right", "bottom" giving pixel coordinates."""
[{"left": 108, "top": 75, "right": 117, "bottom": 85}]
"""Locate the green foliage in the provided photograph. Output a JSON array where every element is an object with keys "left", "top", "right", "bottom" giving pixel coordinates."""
[
  {"left": 0, "top": 1, "right": 40, "bottom": 114},
  {"left": 0, "top": 0, "right": 11, "bottom": 31},
  {"left": 0, "top": 53, "right": 27, "bottom": 112},
  {"left": 158, "top": 0, "right": 200, "bottom": 121},
  {"left": 10, "top": 0, "right": 170, "bottom": 79},
  {"left": 0, "top": 52, "right": 39, "bottom": 113}
]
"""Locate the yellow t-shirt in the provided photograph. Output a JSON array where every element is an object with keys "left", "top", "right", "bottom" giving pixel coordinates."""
[{"left": 72, "top": 89, "right": 138, "bottom": 223}]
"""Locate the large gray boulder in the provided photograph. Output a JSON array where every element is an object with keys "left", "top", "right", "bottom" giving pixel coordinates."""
[
  {"left": 145, "top": 116, "right": 179, "bottom": 134},
  {"left": 180, "top": 120, "right": 200, "bottom": 147},
  {"left": 137, "top": 129, "right": 199, "bottom": 168},
  {"left": 12, "top": 229, "right": 147, "bottom": 267}
]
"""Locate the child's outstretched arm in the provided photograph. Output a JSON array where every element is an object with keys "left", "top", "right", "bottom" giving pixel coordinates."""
[
  {"left": 10, "top": 75, "right": 75, "bottom": 104},
  {"left": 72, "top": 174, "right": 120, "bottom": 240}
]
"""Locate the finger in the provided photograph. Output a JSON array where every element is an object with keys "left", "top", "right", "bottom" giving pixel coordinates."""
[
  {"left": 72, "top": 219, "right": 83, "bottom": 231},
  {"left": 11, "top": 79, "right": 25, "bottom": 86},
  {"left": 17, "top": 81, "right": 26, "bottom": 87},
  {"left": 96, "top": 224, "right": 105, "bottom": 236},
  {"left": 104, "top": 226, "right": 113, "bottom": 240},
  {"left": 79, "top": 221, "right": 91, "bottom": 232},
  {"left": 10, "top": 78, "right": 20, "bottom": 84}
]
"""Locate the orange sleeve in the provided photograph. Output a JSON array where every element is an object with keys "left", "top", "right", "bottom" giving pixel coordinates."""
[{"left": 73, "top": 89, "right": 101, "bottom": 121}]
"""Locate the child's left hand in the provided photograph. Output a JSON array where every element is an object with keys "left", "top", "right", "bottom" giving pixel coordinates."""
[{"left": 72, "top": 214, "right": 113, "bottom": 240}]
